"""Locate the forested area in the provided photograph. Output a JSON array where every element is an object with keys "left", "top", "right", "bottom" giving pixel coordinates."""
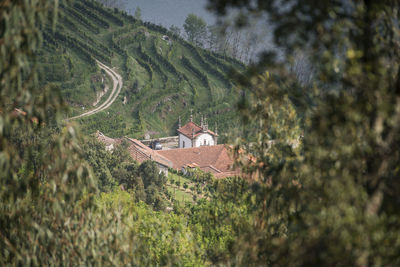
[{"left": 1, "top": 0, "right": 400, "bottom": 266}]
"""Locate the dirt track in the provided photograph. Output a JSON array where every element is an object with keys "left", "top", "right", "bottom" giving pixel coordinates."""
[{"left": 65, "top": 60, "right": 123, "bottom": 121}]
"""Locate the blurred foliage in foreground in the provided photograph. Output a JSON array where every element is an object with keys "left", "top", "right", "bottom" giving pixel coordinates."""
[
  {"left": 0, "top": 0, "right": 200, "bottom": 265},
  {"left": 206, "top": 0, "right": 400, "bottom": 265}
]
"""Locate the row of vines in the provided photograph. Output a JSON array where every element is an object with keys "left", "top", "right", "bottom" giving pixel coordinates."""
[
  {"left": 82, "top": 0, "right": 124, "bottom": 27},
  {"left": 73, "top": 2, "right": 110, "bottom": 29},
  {"left": 61, "top": 4, "right": 100, "bottom": 34},
  {"left": 181, "top": 56, "right": 210, "bottom": 89}
]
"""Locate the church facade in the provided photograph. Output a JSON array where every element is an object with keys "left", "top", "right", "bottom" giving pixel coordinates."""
[{"left": 177, "top": 115, "right": 218, "bottom": 149}]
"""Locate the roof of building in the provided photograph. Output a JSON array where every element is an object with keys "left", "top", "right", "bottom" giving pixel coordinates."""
[
  {"left": 125, "top": 138, "right": 172, "bottom": 168},
  {"left": 95, "top": 132, "right": 172, "bottom": 168},
  {"left": 157, "top": 144, "right": 240, "bottom": 178},
  {"left": 96, "top": 131, "right": 121, "bottom": 146},
  {"left": 177, "top": 121, "right": 217, "bottom": 139}
]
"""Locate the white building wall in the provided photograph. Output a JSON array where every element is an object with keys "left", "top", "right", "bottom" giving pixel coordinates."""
[
  {"left": 157, "top": 164, "right": 169, "bottom": 176},
  {"left": 194, "top": 133, "right": 215, "bottom": 147},
  {"left": 179, "top": 134, "right": 192, "bottom": 148}
]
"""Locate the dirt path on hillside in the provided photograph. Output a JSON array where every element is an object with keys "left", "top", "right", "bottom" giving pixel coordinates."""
[{"left": 65, "top": 60, "right": 123, "bottom": 121}]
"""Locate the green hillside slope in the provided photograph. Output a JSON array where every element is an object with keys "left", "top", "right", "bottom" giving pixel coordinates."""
[{"left": 39, "top": 0, "right": 245, "bottom": 139}]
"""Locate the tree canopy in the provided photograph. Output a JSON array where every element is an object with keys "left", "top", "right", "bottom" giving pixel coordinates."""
[
  {"left": 134, "top": 6, "right": 142, "bottom": 20},
  {"left": 204, "top": 0, "right": 400, "bottom": 265},
  {"left": 183, "top": 13, "right": 208, "bottom": 47}
]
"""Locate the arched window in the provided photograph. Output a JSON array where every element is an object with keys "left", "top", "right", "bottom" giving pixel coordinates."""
[
  {"left": 204, "top": 139, "right": 206, "bottom": 145},
  {"left": 183, "top": 141, "right": 185, "bottom": 148}
]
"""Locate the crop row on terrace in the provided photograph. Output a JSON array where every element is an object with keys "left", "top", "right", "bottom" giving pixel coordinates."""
[
  {"left": 52, "top": 30, "right": 110, "bottom": 64},
  {"left": 210, "top": 49, "right": 245, "bottom": 69},
  {"left": 61, "top": 16, "right": 113, "bottom": 59},
  {"left": 82, "top": 0, "right": 124, "bottom": 26},
  {"left": 181, "top": 56, "right": 210, "bottom": 89},
  {"left": 181, "top": 42, "right": 230, "bottom": 84},
  {"left": 73, "top": 2, "right": 110, "bottom": 29},
  {"left": 60, "top": 4, "right": 100, "bottom": 34},
  {"left": 134, "top": 56, "right": 153, "bottom": 81},
  {"left": 110, "top": 35, "right": 127, "bottom": 56},
  {"left": 137, "top": 44, "right": 168, "bottom": 83},
  {"left": 149, "top": 39, "right": 183, "bottom": 81}
]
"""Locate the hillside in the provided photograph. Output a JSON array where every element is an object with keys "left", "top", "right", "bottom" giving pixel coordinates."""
[{"left": 39, "top": 0, "right": 245, "bottom": 139}]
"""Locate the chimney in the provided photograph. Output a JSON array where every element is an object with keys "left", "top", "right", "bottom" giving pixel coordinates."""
[{"left": 178, "top": 116, "right": 181, "bottom": 129}]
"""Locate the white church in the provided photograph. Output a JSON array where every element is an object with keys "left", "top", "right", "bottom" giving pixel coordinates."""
[{"left": 177, "top": 114, "right": 218, "bottom": 148}]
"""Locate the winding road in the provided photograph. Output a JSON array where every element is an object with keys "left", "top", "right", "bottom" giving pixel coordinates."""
[{"left": 65, "top": 60, "right": 123, "bottom": 121}]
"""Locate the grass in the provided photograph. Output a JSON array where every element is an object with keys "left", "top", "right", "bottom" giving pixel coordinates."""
[
  {"left": 166, "top": 172, "right": 196, "bottom": 203},
  {"left": 167, "top": 185, "right": 194, "bottom": 204},
  {"left": 168, "top": 172, "right": 191, "bottom": 184}
]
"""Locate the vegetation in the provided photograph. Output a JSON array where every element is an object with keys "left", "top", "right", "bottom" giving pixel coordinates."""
[
  {"left": 183, "top": 14, "right": 207, "bottom": 47},
  {"left": 38, "top": 0, "right": 242, "bottom": 140},
  {"left": 2, "top": 0, "right": 400, "bottom": 266},
  {"left": 205, "top": 0, "right": 400, "bottom": 265}
]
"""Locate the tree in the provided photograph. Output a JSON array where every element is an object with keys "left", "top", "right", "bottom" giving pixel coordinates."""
[
  {"left": 205, "top": 0, "right": 400, "bottom": 265},
  {"left": 206, "top": 25, "right": 218, "bottom": 51},
  {"left": 206, "top": 16, "right": 266, "bottom": 63},
  {"left": 169, "top": 25, "right": 181, "bottom": 37},
  {"left": 183, "top": 14, "right": 207, "bottom": 47},
  {"left": 81, "top": 137, "right": 116, "bottom": 191},
  {"left": 134, "top": 6, "right": 142, "bottom": 21},
  {"left": 0, "top": 1, "right": 99, "bottom": 264},
  {"left": 98, "top": 0, "right": 126, "bottom": 10},
  {"left": 137, "top": 161, "right": 168, "bottom": 209},
  {"left": 139, "top": 161, "right": 166, "bottom": 189}
]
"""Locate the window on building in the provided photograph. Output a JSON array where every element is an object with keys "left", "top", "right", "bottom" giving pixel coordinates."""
[
  {"left": 204, "top": 139, "right": 206, "bottom": 145},
  {"left": 183, "top": 141, "right": 185, "bottom": 148}
]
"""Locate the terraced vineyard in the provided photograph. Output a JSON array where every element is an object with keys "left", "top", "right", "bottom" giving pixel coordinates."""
[{"left": 39, "top": 0, "right": 245, "bottom": 139}]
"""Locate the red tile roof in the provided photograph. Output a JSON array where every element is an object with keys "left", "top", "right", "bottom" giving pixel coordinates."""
[
  {"left": 157, "top": 145, "right": 241, "bottom": 178},
  {"left": 96, "top": 131, "right": 121, "bottom": 146},
  {"left": 125, "top": 138, "right": 172, "bottom": 168},
  {"left": 95, "top": 133, "right": 172, "bottom": 168},
  {"left": 177, "top": 121, "right": 217, "bottom": 139}
]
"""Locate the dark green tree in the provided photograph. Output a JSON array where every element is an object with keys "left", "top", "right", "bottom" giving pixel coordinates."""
[
  {"left": 169, "top": 25, "right": 181, "bottom": 36},
  {"left": 137, "top": 160, "right": 168, "bottom": 209},
  {"left": 81, "top": 137, "right": 116, "bottom": 191},
  {"left": 134, "top": 6, "right": 142, "bottom": 21},
  {"left": 183, "top": 13, "right": 207, "bottom": 47},
  {"left": 139, "top": 160, "right": 166, "bottom": 189},
  {"left": 204, "top": 0, "right": 400, "bottom": 266},
  {"left": 0, "top": 1, "right": 97, "bottom": 264}
]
